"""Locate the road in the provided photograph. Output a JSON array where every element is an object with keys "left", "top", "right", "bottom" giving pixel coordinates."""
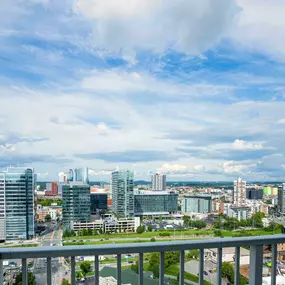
[
  {"left": 34, "top": 224, "right": 70, "bottom": 285},
  {"left": 185, "top": 260, "right": 228, "bottom": 285}
]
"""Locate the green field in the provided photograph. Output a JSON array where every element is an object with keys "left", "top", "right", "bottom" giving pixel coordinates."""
[
  {"left": 65, "top": 229, "right": 214, "bottom": 241},
  {"left": 0, "top": 244, "right": 39, "bottom": 248}
]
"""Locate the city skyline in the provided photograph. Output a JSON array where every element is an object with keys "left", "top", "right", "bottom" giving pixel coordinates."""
[{"left": 1, "top": 1, "right": 285, "bottom": 182}]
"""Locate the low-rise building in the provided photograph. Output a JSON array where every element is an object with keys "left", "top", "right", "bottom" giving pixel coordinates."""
[
  {"left": 205, "top": 247, "right": 250, "bottom": 265},
  {"left": 182, "top": 195, "right": 212, "bottom": 214},
  {"left": 226, "top": 206, "right": 251, "bottom": 221},
  {"left": 73, "top": 217, "right": 140, "bottom": 233},
  {"left": 134, "top": 191, "right": 178, "bottom": 216}
]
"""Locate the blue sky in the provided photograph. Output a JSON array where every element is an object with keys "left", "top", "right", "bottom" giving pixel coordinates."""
[{"left": 1, "top": 0, "right": 285, "bottom": 181}]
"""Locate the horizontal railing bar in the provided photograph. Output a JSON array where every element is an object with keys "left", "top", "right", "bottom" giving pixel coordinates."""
[{"left": 0, "top": 234, "right": 284, "bottom": 259}]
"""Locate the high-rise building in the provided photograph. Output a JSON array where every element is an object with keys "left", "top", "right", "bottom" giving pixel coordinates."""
[
  {"left": 58, "top": 172, "right": 67, "bottom": 183},
  {"left": 62, "top": 183, "right": 91, "bottom": 230},
  {"left": 233, "top": 177, "right": 246, "bottom": 206},
  {"left": 134, "top": 191, "right": 178, "bottom": 216},
  {"left": 246, "top": 188, "right": 263, "bottom": 200},
  {"left": 0, "top": 167, "right": 35, "bottom": 241},
  {"left": 151, "top": 173, "right": 166, "bottom": 191},
  {"left": 45, "top": 182, "right": 58, "bottom": 196},
  {"left": 278, "top": 184, "right": 285, "bottom": 214},
  {"left": 67, "top": 168, "right": 89, "bottom": 184},
  {"left": 111, "top": 170, "right": 134, "bottom": 218}
]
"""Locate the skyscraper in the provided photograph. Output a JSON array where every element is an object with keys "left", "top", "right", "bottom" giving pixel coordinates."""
[
  {"left": 233, "top": 177, "right": 246, "bottom": 206},
  {"left": 151, "top": 173, "right": 166, "bottom": 191},
  {"left": 278, "top": 183, "right": 285, "bottom": 214},
  {"left": 0, "top": 167, "right": 35, "bottom": 241},
  {"left": 111, "top": 170, "right": 134, "bottom": 218},
  {"left": 67, "top": 167, "right": 89, "bottom": 184},
  {"left": 62, "top": 183, "right": 91, "bottom": 230}
]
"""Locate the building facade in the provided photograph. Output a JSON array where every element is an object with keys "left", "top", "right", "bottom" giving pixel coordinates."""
[
  {"left": 90, "top": 193, "right": 108, "bottom": 214},
  {"left": 182, "top": 195, "right": 212, "bottom": 214},
  {"left": 67, "top": 168, "right": 89, "bottom": 184},
  {"left": 226, "top": 206, "right": 251, "bottom": 221},
  {"left": 246, "top": 188, "right": 263, "bottom": 200},
  {"left": 45, "top": 182, "right": 58, "bottom": 196},
  {"left": 111, "top": 170, "right": 134, "bottom": 218},
  {"left": 233, "top": 177, "right": 246, "bottom": 206},
  {"left": 0, "top": 167, "right": 35, "bottom": 241},
  {"left": 278, "top": 183, "right": 285, "bottom": 214},
  {"left": 151, "top": 173, "right": 166, "bottom": 191},
  {"left": 134, "top": 191, "right": 178, "bottom": 216},
  {"left": 62, "top": 183, "right": 91, "bottom": 230}
]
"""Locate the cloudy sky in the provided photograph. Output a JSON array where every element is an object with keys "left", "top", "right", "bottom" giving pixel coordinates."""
[{"left": 1, "top": 0, "right": 285, "bottom": 181}]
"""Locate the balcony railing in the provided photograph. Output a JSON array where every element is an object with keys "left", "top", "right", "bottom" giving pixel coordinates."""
[{"left": 0, "top": 234, "right": 284, "bottom": 285}]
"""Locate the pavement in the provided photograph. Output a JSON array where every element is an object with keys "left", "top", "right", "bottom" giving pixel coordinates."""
[
  {"left": 34, "top": 224, "right": 71, "bottom": 285},
  {"left": 185, "top": 260, "right": 228, "bottom": 285}
]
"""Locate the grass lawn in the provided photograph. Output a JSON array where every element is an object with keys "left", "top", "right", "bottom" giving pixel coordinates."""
[
  {"left": 64, "top": 229, "right": 215, "bottom": 241},
  {"left": 221, "top": 228, "right": 282, "bottom": 237},
  {"left": 1, "top": 244, "right": 38, "bottom": 248}
]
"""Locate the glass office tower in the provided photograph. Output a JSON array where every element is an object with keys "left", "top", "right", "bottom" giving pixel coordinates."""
[
  {"left": 0, "top": 167, "right": 35, "bottom": 241},
  {"left": 62, "top": 183, "right": 91, "bottom": 230},
  {"left": 111, "top": 170, "right": 134, "bottom": 218}
]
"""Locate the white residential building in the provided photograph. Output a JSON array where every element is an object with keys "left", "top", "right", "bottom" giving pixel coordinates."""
[
  {"left": 233, "top": 177, "right": 246, "bottom": 206},
  {"left": 151, "top": 173, "right": 166, "bottom": 191}
]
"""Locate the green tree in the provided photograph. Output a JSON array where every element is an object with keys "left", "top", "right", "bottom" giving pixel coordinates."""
[
  {"left": 82, "top": 228, "right": 88, "bottom": 236},
  {"left": 87, "top": 228, "right": 93, "bottom": 236},
  {"left": 187, "top": 249, "right": 199, "bottom": 259},
  {"left": 147, "top": 225, "right": 153, "bottom": 232},
  {"left": 99, "top": 228, "right": 103, "bottom": 234},
  {"left": 45, "top": 214, "right": 52, "bottom": 223},
  {"left": 131, "top": 261, "right": 139, "bottom": 274},
  {"left": 15, "top": 272, "right": 36, "bottom": 285},
  {"left": 158, "top": 216, "right": 163, "bottom": 222},
  {"left": 80, "top": 261, "right": 91, "bottom": 277},
  {"left": 152, "top": 264, "right": 160, "bottom": 278},
  {"left": 136, "top": 225, "right": 144, "bottom": 234},
  {"left": 61, "top": 279, "right": 71, "bottom": 285}
]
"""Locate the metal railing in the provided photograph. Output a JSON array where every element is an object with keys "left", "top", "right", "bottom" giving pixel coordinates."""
[{"left": 0, "top": 234, "right": 284, "bottom": 285}]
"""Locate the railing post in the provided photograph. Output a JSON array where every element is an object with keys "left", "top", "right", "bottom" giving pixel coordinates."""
[
  {"left": 71, "top": 256, "right": 76, "bottom": 285},
  {"left": 0, "top": 259, "right": 3, "bottom": 285},
  {"left": 234, "top": 247, "right": 240, "bottom": 285},
  {"left": 117, "top": 254, "right": 121, "bottom": 285},
  {"left": 139, "top": 253, "right": 144, "bottom": 285},
  {"left": 271, "top": 244, "right": 277, "bottom": 285},
  {"left": 217, "top": 248, "right": 222, "bottom": 285},
  {"left": 22, "top": 258, "right": 28, "bottom": 285},
  {"left": 199, "top": 249, "right": 204, "bottom": 285},
  {"left": 159, "top": 252, "right": 164, "bottom": 285},
  {"left": 94, "top": 255, "right": 99, "bottom": 285},
  {"left": 249, "top": 245, "right": 263, "bottom": 285},
  {"left": 179, "top": 250, "right": 184, "bottom": 285},
  {"left": 47, "top": 257, "right": 52, "bottom": 285}
]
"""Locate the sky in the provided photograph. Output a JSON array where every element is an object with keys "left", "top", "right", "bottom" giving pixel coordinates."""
[{"left": 1, "top": 0, "right": 285, "bottom": 182}]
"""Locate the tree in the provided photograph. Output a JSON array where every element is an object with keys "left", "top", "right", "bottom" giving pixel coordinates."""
[
  {"left": 87, "top": 228, "right": 93, "bottom": 236},
  {"left": 187, "top": 249, "right": 199, "bottom": 259},
  {"left": 15, "top": 272, "right": 36, "bottom": 285},
  {"left": 147, "top": 225, "right": 153, "bottom": 232},
  {"left": 152, "top": 264, "right": 160, "bottom": 278},
  {"left": 158, "top": 216, "right": 163, "bottom": 222},
  {"left": 136, "top": 225, "right": 144, "bottom": 234},
  {"left": 99, "top": 228, "right": 103, "bottom": 234},
  {"left": 131, "top": 261, "right": 139, "bottom": 274},
  {"left": 61, "top": 279, "right": 71, "bottom": 285},
  {"left": 82, "top": 228, "right": 88, "bottom": 236},
  {"left": 45, "top": 214, "right": 52, "bottom": 223},
  {"left": 80, "top": 261, "right": 91, "bottom": 277}
]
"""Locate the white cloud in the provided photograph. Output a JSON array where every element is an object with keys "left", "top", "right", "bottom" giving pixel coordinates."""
[
  {"left": 157, "top": 163, "right": 205, "bottom": 174},
  {"left": 81, "top": 69, "right": 233, "bottom": 98},
  {"left": 233, "top": 0, "right": 285, "bottom": 59},
  {"left": 222, "top": 160, "right": 255, "bottom": 174},
  {"left": 88, "top": 169, "right": 112, "bottom": 176},
  {"left": 278, "top": 118, "right": 285, "bottom": 124},
  {"left": 232, "top": 139, "right": 264, "bottom": 150},
  {"left": 76, "top": 0, "right": 239, "bottom": 54}
]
